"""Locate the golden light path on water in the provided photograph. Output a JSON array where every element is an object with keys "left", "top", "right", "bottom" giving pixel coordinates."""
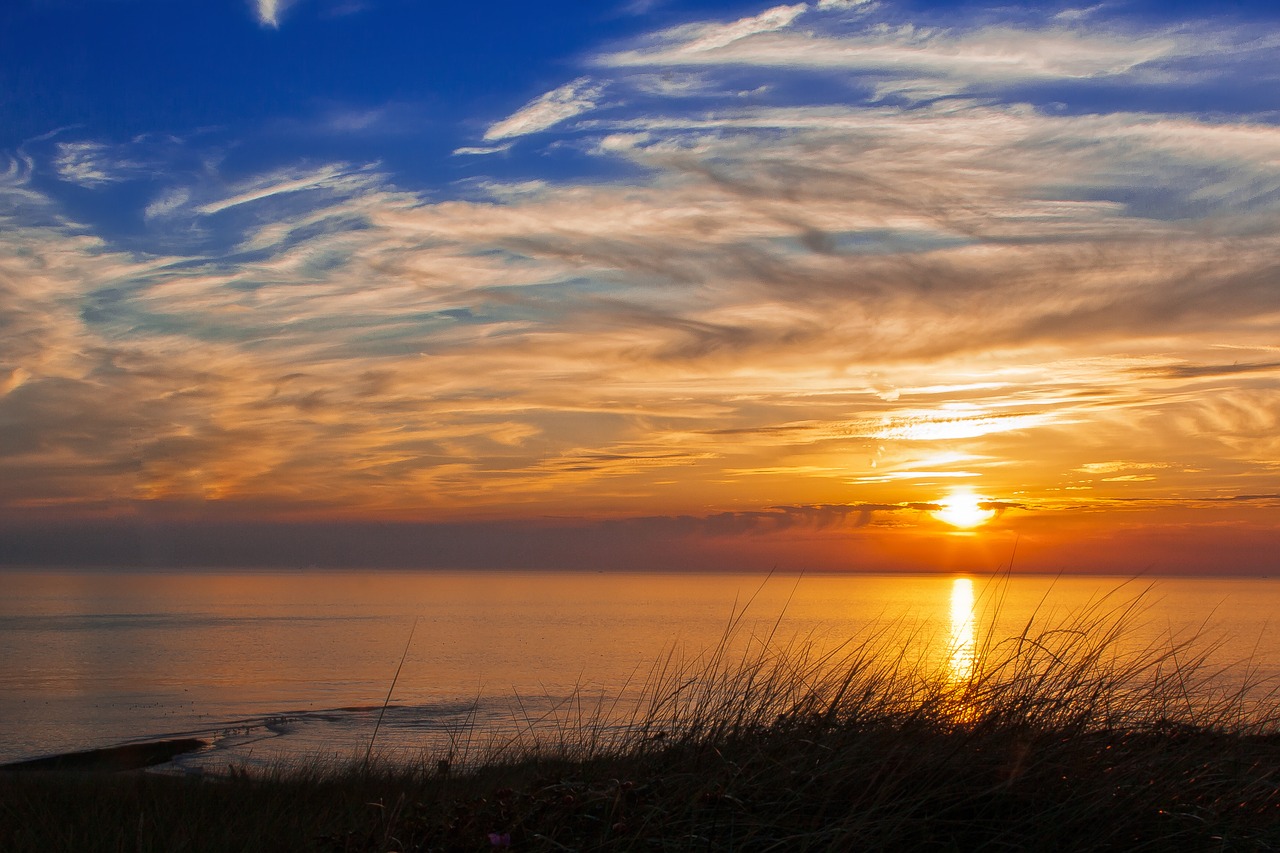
[
  {"left": 5, "top": 570, "right": 1280, "bottom": 769},
  {"left": 948, "top": 577, "right": 978, "bottom": 685}
]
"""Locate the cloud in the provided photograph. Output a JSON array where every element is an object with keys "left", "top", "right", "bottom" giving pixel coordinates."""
[
  {"left": 453, "top": 143, "right": 514, "bottom": 157},
  {"left": 619, "top": 0, "right": 666, "bottom": 14},
  {"left": 1076, "top": 462, "right": 1172, "bottom": 475},
  {"left": 193, "top": 164, "right": 380, "bottom": 215},
  {"left": 53, "top": 142, "right": 139, "bottom": 187},
  {"left": 675, "top": 4, "right": 808, "bottom": 54},
  {"left": 0, "top": 367, "right": 31, "bottom": 398},
  {"left": 255, "top": 0, "right": 290, "bottom": 27},
  {"left": 865, "top": 411, "right": 1063, "bottom": 441},
  {"left": 1138, "top": 361, "right": 1280, "bottom": 379},
  {"left": 1054, "top": 6, "right": 1104, "bottom": 24},
  {"left": 626, "top": 72, "right": 719, "bottom": 97},
  {"left": 613, "top": 25, "right": 1179, "bottom": 80},
  {"left": 144, "top": 188, "right": 191, "bottom": 220},
  {"left": 321, "top": 108, "right": 385, "bottom": 133},
  {"left": 483, "top": 78, "right": 607, "bottom": 142},
  {"left": 256, "top": 0, "right": 353, "bottom": 27},
  {"left": 4, "top": 1, "right": 1280, "bottom": 559},
  {"left": 817, "top": 0, "right": 875, "bottom": 10},
  {"left": 597, "top": 6, "right": 1193, "bottom": 106}
]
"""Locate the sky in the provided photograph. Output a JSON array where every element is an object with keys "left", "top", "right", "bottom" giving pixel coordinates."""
[{"left": 1, "top": 0, "right": 1279, "bottom": 573}]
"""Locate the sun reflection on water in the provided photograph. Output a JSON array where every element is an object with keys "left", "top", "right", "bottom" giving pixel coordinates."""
[{"left": 948, "top": 577, "right": 977, "bottom": 685}]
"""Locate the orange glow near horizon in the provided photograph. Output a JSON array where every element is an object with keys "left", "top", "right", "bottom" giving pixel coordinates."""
[{"left": 4, "top": 1, "right": 1280, "bottom": 576}]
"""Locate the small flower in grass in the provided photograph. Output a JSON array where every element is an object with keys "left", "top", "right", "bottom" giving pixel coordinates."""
[{"left": 488, "top": 831, "right": 512, "bottom": 847}]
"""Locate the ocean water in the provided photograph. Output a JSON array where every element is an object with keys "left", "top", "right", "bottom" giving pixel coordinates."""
[{"left": 0, "top": 570, "right": 1277, "bottom": 772}]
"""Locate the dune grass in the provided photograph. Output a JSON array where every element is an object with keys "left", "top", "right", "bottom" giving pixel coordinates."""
[{"left": 2, "top": 579, "right": 1279, "bottom": 851}]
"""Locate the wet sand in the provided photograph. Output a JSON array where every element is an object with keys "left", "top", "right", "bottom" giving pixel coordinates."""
[{"left": 0, "top": 738, "right": 209, "bottom": 772}]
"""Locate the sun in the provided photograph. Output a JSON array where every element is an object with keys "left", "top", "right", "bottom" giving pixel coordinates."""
[{"left": 933, "top": 490, "right": 996, "bottom": 529}]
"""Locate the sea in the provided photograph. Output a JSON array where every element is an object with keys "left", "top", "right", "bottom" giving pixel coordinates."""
[{"left": 1, "top": 569, "right": 1277, "bottom": 773}]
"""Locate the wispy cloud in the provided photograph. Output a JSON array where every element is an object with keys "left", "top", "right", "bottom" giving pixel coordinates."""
[
  {"left": 3, "top": 1, "right": 1280, "bottom": 568},
  {"left": 255, "top": 0, "right": 288, "bottom": 27},
  {"left": 598, "top": 4, "right": 1182, "bottom": 100},
  {"left": 674, "top": 3, "right": 808, "bottom": 54},
  {"left": 144, "top": 188, "right": 191, "bottom": 220},
  {"left": 453, "top": 143, "right": 514, "bottom": 157},
  {"left": 618, "top": 0, "right": 666, "bottom": 15},
  {"left": 53, "top": 142, "right": 141, "bottom": 187},
  {"left": 484, "top": 78, "right": 607, "bottom": 142},
  {"left": 816, "top": 0, "right": 875, "bottom": 10},
  {"left": 193, "top": 164, "right": 379, "bottom": 215}
]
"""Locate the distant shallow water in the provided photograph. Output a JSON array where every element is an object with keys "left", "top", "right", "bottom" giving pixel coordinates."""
[{"left": 1, "top": 569, "right": 1277, "bottom": 769}]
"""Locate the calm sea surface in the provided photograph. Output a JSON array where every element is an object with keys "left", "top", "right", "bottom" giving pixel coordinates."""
[{"left": 1, "top": 570, "right": 1277, "bottom": 771}]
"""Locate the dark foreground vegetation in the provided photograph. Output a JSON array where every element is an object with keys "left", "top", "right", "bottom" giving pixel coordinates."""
[{"left": 3, "top": 585, "right": 1280, "bottom": 852}]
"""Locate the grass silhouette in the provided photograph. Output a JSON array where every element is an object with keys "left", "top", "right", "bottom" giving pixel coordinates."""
[{"left": 2, "top": 577, "right": 1278, "bottom": 851}]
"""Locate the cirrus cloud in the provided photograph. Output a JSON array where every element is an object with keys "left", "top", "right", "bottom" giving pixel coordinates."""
[{"left": 2, "top": 1, "right": 1279, "bottom": 573}]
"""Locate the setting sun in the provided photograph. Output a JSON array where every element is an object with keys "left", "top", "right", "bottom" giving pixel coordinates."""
[
  {"left": 933, "top": 491, "right": 996, "bottom": 529},
  {"left": 2, "top": 1, "right": 1279, "bottom": 576}
]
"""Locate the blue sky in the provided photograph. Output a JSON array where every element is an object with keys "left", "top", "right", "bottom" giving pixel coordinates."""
[
  {"left": 7, "top": 0, "right": 1279, "bottom": 210},
  {"left": 3, "top": 0, "right": 1280, "bottom": 571}
]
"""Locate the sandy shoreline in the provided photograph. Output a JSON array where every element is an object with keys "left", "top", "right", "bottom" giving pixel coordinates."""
[{"left": 0, "top": 738, "right": 209, "bottom": 773}]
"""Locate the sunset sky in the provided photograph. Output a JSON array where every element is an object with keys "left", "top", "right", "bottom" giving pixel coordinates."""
[{"left": 2, "top": 0, "right": 1278, "bottom": 573}]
